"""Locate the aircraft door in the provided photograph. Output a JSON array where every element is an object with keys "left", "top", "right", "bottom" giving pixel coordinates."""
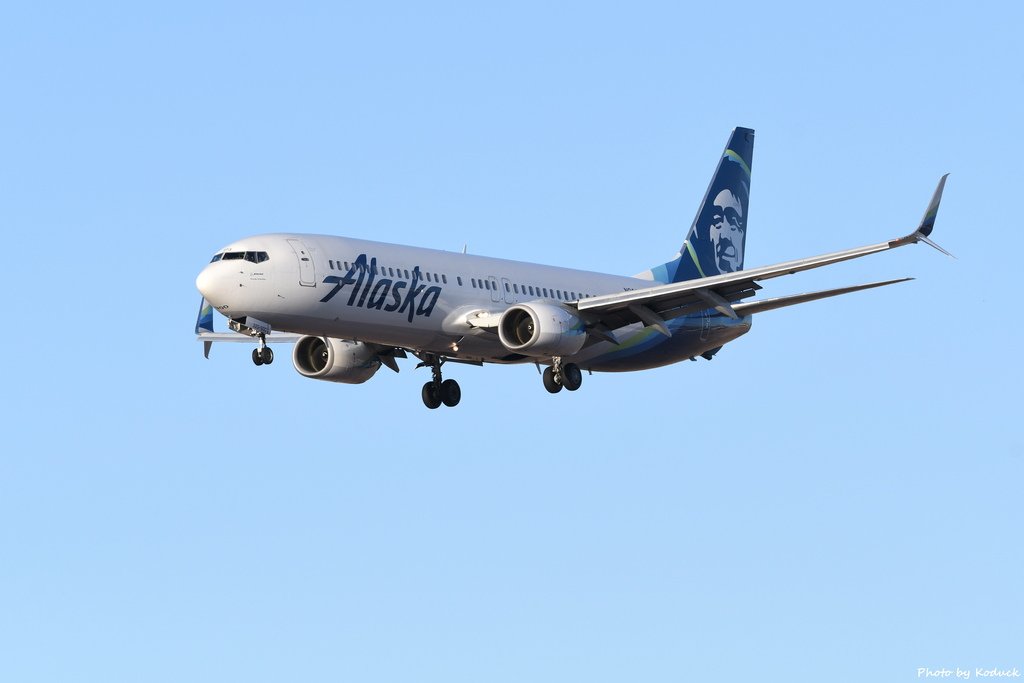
[
  {"left": 501, "top": 277, "right": 515, "bottom": 304},
  {"left": 287, "top": 238, "right": 316, "bottom": 287},
  {"left": 488, "top": 276, "right": 502, "bottom": 303}
]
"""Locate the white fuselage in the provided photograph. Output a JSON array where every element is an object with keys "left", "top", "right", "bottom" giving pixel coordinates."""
[{"left": 195, "top": 233, "right": 749, "bottom": 371}]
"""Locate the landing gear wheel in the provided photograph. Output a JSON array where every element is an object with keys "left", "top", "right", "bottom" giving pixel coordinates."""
[
  {"left": 421, "top": 381, "right": 442, "bottom": 409},
  {"left": 561, "top": 363, "right": 583, "bottom": 391},
  {"left": 261, "top": 347, "right": 274, "bottom": 365},
  {"left": 252, "top": 348, "right": 264, "bottom": 366},
  {"left": 543, "top": 366, "right": 563, "bottom": 393},
  {"left": 440, "top": 379, "right": 461, "bottom": 407}
]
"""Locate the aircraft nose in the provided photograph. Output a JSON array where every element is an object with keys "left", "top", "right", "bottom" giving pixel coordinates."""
[{"left": 196, "top": 264, "right": 222, "bottom": 303}]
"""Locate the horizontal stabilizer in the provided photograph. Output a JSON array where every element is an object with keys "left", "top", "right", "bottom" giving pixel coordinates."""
[{"left": 730, "top": 278, "right": 913, "bottom": 316}]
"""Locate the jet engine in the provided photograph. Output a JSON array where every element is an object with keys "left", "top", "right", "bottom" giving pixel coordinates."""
[
  {"left": 498, "top": 302, "right": 587, "bottom": 357},
  {"left": 292, "top": 336, "right": 381, "bottom": 384}
]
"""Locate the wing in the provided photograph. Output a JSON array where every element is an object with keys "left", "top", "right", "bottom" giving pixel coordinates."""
[
  {"left": 194, "top": 298, "right": 302, "bottom": 358},
  {"left": 576, "top": 175, "right": 950, "bottom": 337},
  {"left": 193, "top": 298, "right": 410, "bottom": 371}
]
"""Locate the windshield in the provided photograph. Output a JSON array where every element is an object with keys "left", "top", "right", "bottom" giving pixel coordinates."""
[{"left": 213, "top": 251, "right": 269, "bottom": 263}]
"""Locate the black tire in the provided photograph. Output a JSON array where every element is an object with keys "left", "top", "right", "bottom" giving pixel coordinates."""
[
  {"left": 440, "top": 379, "right": 461, "bottom": 407},
  {"left": 252, "top": 348, "right": 264, "bottom": 366},
  {"left": 562, "top": 363, "right": 583, "bottom": 391},
  {"left": 543, "top": 366, "right": 562, "bottom": 393},
  {"left": 421, "top": 381, "right": 442, "bottom": 409},
  {"left": 261, "top": 347, "right": 274, "bottom": 365}
]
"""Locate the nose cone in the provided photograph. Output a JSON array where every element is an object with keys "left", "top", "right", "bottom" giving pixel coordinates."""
[{"left": 196, "top": 264, "right": 221, "bottom": 303}]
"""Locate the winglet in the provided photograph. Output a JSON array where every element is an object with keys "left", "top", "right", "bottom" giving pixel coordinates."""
[
  {"left": 916, "top": 173, "right": 948, "bottom": 237},
  {"left": 196, "top": 298, "right": 215, "bottom": 358},
  {"left": 196, "top": 297, "right": 214, "bottom": 334},
  {"left": 910, "top": 174, "right": 953, "bottom": 257}
]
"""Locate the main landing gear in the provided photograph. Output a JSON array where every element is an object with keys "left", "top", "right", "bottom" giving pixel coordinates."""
[
  {"left": 251, "top": 334, "right": 274, "bottom": 366},
  {"left": 542, "top": 357, "right": 582, "bottom": 394},
  {"left": 418, "top": 354, "right": 461, "bottom": 409}
]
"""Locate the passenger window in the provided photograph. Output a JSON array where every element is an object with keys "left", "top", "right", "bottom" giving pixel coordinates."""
[
  {"left": 442, "top": 274, "right": 447, "bottom": 284},
  {"left": 543, "top": 288, "right": 548, "bottom": 297},
  {"left": 457, "top": 276, "right": 463, "bottom": 286},
  {"left": 529, "top": 286, "right": 535, "bottom": 296},
  {"left": 513, "top": 284, "right": 519, "bottom": 294}
]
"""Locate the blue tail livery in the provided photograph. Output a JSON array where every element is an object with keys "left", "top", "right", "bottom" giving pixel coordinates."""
[{"left": 642, "top": 127, "right": 754, "bottom": 283}]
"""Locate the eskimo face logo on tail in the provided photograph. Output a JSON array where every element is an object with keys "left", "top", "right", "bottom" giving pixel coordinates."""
[
  {"left": 319, "top": 254, "right": 442, "bottom": 323},
  {"left": 708, "top": 185, "right": 746, "bottom": 273},
  {"left": 695, "top": 149, "right": 750, "bottom": 275}
]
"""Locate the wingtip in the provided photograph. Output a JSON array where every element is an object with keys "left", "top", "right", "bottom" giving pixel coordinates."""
[
  {"left": 917, "top": 234, "right": 956, "bottom": 259},
  {"left": 917, "top": 174, "right": 949, "bottom": 238}
]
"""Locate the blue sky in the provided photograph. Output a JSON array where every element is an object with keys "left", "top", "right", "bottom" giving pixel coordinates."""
[{"left": 1, "top": 2, "right": 1021, "bottom": 681}]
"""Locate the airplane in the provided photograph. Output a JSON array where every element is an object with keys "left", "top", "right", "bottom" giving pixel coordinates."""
[{"left": 195, "top": 127, "right": 950, "bottom": 409}]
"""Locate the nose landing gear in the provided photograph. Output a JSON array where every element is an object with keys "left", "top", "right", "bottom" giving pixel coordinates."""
[{"left": 251, "top": 334, "right": 274, "bottom": 366}]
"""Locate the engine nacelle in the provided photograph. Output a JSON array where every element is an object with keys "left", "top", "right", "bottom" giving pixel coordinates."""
[
  {"left": 292, "top": 336, "right": 381, "bottom": 384},
  {"left": 498, "top": 302, "right": 587, "bottom": 357}
]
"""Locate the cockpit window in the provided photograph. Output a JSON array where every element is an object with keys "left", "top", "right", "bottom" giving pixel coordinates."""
[
  {"left": 218, "top": 250, "right": 269, "bottom": 263},
  {"left": 210, "top": 253, "right": 223, "bottom": 262}
]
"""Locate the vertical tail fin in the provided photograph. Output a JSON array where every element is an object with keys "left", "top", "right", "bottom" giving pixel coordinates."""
[{"left": 641, "top": 127, "right": 755, "bottom": 283}]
